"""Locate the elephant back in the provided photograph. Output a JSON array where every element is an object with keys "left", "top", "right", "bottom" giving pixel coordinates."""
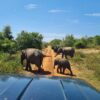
[{"left": 25, "top": 48, "right": 43, "bottom": 58}]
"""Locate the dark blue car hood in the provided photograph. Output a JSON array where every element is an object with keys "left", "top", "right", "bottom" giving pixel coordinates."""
[{"left": 0, "top": 74, "right": 100, "bottom": 100}]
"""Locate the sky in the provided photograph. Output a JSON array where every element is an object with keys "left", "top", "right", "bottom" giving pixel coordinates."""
[{"left": 0, "top": 0, "right": 100, "bottom": 41}]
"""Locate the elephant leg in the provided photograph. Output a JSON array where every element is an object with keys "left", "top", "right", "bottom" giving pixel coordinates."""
[
  {"left": 25, "top": 61, "right": 28, "bottom": 71},
  {"left": 36, "top": 63, "right": 42, "bottom": 72},
  {"left": 60, "top": 67, "right": 62, "bottom": 73},
  {"left": 62, "top": 54, "right": 64, "bottom": 58},
  {"left": 68, "top": 67, "right": 73, "bottom": 76},
  {"left": 38, "top": 66, "right": 42, "bottom": 72},
  {"left": 65, "top": 55, "right": 68, "bottom": 59},
  {"left": 57, "top": 66, "right": 60, "bottom": 73},
  {"left": 28, "top": 63, "right": 32, "bottom": 71},
  {"left": 63, "top": 67, "right": 66, "bottom": 74},
  {"left": 25, "top": 60, "right": 32, "bottom": 71}
]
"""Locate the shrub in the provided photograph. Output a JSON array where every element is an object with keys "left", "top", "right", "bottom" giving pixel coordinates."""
[
  {"left": 0, "top": 53, "right": 22, "bottom": 73},
  {"left": 74, "top": 41, "right": 86, "bottom": 48}
]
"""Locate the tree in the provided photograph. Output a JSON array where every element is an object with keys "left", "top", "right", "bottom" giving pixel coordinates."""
[
  {"left": 3, "top": 26, "right": 13, "bottom": 40},
  {"left": 63, "top": 34, "right": 75, "bottom": 47},
  {"left": 49, "top": 39, "right": 62, "bottom": 47},
  {"left": 94, "top": 35, "right": 100, "bottom": 46},
  {"left": 16, "top": 31, "right": 43, "bottom": 50},
  {"left": 74, "top": 40, "right": 86, "bottom": 48},
  {"left": 0, "top": 32, "right": 4, "bottom": 40},
  {"left": 86, "top": 37, "right": 94, "bottom": 47},
  {"left": 31, "top": 32, "right": 43, "bottom": 49}
]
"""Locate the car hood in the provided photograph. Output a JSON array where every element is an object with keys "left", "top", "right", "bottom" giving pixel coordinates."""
[{"left": 0, "top": 74, "right": 100, "bottom": 100}]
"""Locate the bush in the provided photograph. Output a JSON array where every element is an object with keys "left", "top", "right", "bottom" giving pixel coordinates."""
[
  {"left": 63, "top": 35, "right": 75, "bottom": 47},
  {"left": 0, "top": 53, "right": 22, "bottom": 73},
  {"left": 49, "top": 39, "right": 62, "bottom": 47},
  {"left": 16, "top": 31, "right": 43, "bottom": 50},
  {"left": 74, "top": 41, "right": 86, "bottom": 48}
]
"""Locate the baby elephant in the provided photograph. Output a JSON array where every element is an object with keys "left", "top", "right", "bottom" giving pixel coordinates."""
[{"left": 54, "top": 59, "right": 73, "bottom": 76}]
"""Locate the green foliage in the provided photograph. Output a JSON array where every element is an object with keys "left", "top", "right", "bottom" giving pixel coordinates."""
[
  {"left": 74, "top": 40, "right": 86, "bottom": 48},
  {"left": 0, "top": 38, "right": 17, "bottom": 53},
  {"left": 3, "top": 26, "right": 13, "bottom": 40},
  {"left": 86, "top": 37, "right": 95, "bottom": 48},
  {"left": 63, "top": 34, "right": 75, "bottom": 47},
  {"left": 49, "top": 39, "right": 62, "bottom": 47},
  {"left": 16, "top": 31, "right": 43, "bottom": 50},
  {"left": 0, "top": 26, "right": 17, "bottom": 53},
  {"left": 94, "top": 35, "right": 100, "bottom": 46},
  {"left": 71, "top": 51, "right": 100, "bottom": 80},
  {"left": 0, "top": 53, "right": 22, "bottom": 73},
  {"left": 0, "top": 32, "right": 4, "bottom": 40}
]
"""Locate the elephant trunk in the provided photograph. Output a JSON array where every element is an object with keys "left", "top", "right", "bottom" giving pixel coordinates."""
[
  {"left": 21, "top": 50, "right": 26, "bottom": 65},
  {"left": 21, "top": 54, "right": 24, "bottom": 65}
]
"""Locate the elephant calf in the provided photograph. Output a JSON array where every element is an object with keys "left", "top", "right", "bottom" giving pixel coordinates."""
[{"left": 54, "top": 58, "right": 73, "bottom": 76}]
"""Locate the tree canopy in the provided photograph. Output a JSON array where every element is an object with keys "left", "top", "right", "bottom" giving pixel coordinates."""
[
  {"left": 3, "top": 26, "right": 13, "bottom": 40},
  {"left": 16, "top": 31, "right": 43, "bottom": 50}
]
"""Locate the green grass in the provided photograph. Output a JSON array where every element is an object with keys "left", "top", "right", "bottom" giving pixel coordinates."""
[
  {"left": 0, "top": 52, "right": 22, "bottom": 73},
  {"left": 71, "top": 50, "right": 100, "bottom": 90}
]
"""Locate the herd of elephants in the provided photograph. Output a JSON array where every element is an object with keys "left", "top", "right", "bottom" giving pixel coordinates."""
[{"left": 21, "top": 46, "right": 75, "bottom": 76}]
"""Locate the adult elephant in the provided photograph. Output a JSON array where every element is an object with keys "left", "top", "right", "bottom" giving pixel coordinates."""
[
  {"left": 54, "top": 58, "right": 73, "bottom": 76},
  {"left": 52, "top": 47, "right": 75, "bottom": 59},
  {"left": 21, "top": 48, "right": 50, "bottom": 72},
  {"left": 61, "top": 47, "right": 75, "bottom": 59}
]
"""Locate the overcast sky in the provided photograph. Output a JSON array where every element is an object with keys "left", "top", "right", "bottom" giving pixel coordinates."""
[{"left": 0, "top": 0, "right": 100, "bottom": 41}]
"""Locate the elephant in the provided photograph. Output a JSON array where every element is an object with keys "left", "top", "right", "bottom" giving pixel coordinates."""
[
  {"left": 52, "top": 47, "right": 75, "bottom": 59},
  {"left": 52, "top": 46, "right": 59, "bottom": 53},
  {"left": 54, "top": 58, "right": 73, "bottom": 75},
  {"left": 21, "top": 48, "right": 51, "bottom": 72}
]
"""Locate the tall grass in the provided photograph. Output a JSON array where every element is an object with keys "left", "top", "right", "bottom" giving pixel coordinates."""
[
  {"left": 0, "top": 52, "right": 22, "bottom": 73},
  {"left": 71, "top": 51, "right": 100, "bottom": 80}
]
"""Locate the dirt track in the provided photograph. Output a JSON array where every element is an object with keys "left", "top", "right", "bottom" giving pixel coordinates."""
[{"left": 21, "top": 46, "right": 79, "bottom": 77}]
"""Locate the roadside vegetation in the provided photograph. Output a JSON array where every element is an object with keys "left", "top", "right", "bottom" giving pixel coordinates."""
[
  {"left": 0, "top": 25, "right": 100, "bottom": 90},
  {"left": 70, "top": 50, "right": 100, "bottom": 90},
  {"left": 0, "top": 52, "right": 22, "bottom": 73}
]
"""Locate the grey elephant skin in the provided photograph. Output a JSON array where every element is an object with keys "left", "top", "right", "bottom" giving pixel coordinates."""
[
  {"left": 54, "top": 58, "right": 73, "bottom": 75},
  {"left": 52, "top": 47, "right": 75, "bottom": 58},
  {"left": 21, "top": 48, "right": 50, "bottom": 72}
]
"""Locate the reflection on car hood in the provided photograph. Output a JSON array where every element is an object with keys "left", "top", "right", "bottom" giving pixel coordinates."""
[{"left": 0, "top": 74, "right": 100, "bottom": 100}]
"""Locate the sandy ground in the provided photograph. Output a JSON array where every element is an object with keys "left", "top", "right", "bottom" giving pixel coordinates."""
[{"left": 21, "top": 46, "right": 80, "bottom": 78}]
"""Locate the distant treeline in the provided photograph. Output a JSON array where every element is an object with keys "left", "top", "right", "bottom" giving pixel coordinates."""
[
  {"left": 49, "top": 34, "right": 100, "bottom": 49},
  {"left": 0, "top": 25, "right": 100, "bottom": 53}
]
